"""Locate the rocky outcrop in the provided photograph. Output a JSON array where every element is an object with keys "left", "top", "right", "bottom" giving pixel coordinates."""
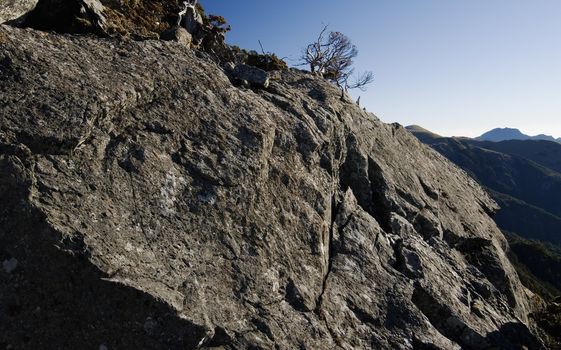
[
  {"left": 0, "top": 24, "right": 546, "bottom": 349},
  {"left": 19, "top": 0, "right": 230, "bottom": 46},
  {"left": 20, "top": 0, "right": 182, "bottom": 37}
]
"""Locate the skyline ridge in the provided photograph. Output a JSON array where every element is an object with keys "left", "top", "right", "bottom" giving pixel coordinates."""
[
  {"left": 476, "top": 127, "right": 561, "bottom": 142},
  {"left": 205, "top": 0, "right": 561, "bottom": 138},
  {"left": 407, "top": 125, "right": 561, "bottom": 141}
]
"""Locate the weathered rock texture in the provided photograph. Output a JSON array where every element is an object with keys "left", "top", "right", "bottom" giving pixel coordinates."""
[
  {"left": 0, "top": 0, "right": 38, "bottom": 24},
  {"left": 0, "top": 25, "right": 546, "bottom": 349}
]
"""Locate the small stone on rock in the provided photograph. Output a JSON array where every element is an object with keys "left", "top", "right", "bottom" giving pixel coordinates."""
[
  {"left": 3, "top": 257, "right": 18, "bottom": 273},
  {"left": 231, "top": 64, "right": 270, "bottom": 89},
  {"left": 160, "top": 27, "right": 192, "bottom": 47},
  {"left": 223, "top": 62, "right": 235, "bottom": 72}
]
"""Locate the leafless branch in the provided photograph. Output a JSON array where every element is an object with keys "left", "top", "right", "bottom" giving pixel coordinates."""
[
  {"left": 346, "top": 71, "right": 374, "bottom": 91},
  {"left": 300, "top": 26, "right": 374, "bottom": 91}
]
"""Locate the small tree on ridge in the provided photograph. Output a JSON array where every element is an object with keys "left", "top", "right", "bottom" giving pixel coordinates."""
[{"left": 301, "top": 25, "right": 374, "bottom": 91}]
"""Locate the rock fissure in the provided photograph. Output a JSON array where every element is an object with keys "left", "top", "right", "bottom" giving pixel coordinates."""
[
  {"left": 411, "top": 284, "right": 489, "bottom": 349},
  {"left": 315, "top": 194, "right": 338, "bottom": 313},
  {"left": 72, "top": 108, "right": 106, "bottom": 152},
  {"left": 391, "top": 238, "right": 408, "bottom": 277},
  {"left": 418, "top": 175, "right": 439, "bottom": 201},
  {"left": 366, "top": 157, "right": 393, "bottom": 233},
  {"left": 127, "top": 172, "right": 157, "bottom": 255},
  {"left": 346, "top": 299, "right": 379, "bottom": 326},
  {"left": 338, "top": 142, "right": 394, "bottom": 234}
]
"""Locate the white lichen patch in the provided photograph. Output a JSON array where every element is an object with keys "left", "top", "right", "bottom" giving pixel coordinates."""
[
  {"left": 160, "top": 172, "right": 186, "bottom": 216},
  {"left": 263, "top": 267, "right": 280, "bottom": 293}
]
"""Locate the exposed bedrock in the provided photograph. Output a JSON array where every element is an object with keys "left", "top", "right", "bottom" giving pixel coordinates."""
[{"left": 0, "top": 25, "right": 545, "bottom": 349}]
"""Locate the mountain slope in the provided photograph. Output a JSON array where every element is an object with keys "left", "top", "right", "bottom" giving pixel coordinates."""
[
  {"left": 464, "top": 139, "right": 561, "bottom": 173},
  {"left": 491, "top": 190, "right": 561, "bottom": 246},
  {"left": 505, "top": 233, "right": 561, "bottom": 299},
  {"left": 403, "top": 125, "right": 442, "bottom": 144},
  {"left": 429, "top": 139, "right": 561, "bottom": 219},
  {"left": 0, "top": 25, "right": 547, "bottom": 349},
  {"left": 406, "top": 129, "right": 561, "bottom": 247}
]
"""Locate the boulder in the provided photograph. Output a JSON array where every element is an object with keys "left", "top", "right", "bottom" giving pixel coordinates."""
[
  {"left": 160, "top": 26, "right": 192, "bottom": 47},
  {"left": 0, "top": 0, "right": 38, "bottom": 24},
  {"left": 22, "top": 0, "right": 107, "bottom": 34},
  {"left": 231, "top": 64, "right": 270, "bottom": 88}
]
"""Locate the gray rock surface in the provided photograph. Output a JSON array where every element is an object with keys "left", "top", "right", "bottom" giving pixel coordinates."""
[
  {"left": 0, "top": 0, "right": 37, "bottom": 23},
  {"left": 0, "top": 25, "right": 546, "bottom": 349},
  {"left": 160, "top": 26, "right": 192, "bottom": 47},
  {"left": 231, "top": 64, "right": 270, "bottom": 88}
]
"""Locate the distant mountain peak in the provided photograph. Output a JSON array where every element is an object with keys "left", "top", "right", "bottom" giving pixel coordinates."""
[{"left": 477, "top": 127, "right": 560, "bottom": 143}]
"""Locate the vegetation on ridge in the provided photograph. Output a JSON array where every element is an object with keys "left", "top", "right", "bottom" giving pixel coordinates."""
[
  {"left": 300, "top": 25, "right": 374, "bottom": 91},
  {"left": 505, "top": 233, "right": 561, "bottom": 300}
]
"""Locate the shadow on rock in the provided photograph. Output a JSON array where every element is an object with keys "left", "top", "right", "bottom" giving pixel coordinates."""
[
  {"left": 0, "top": 156, "right": 208, "bottom": 350},
  {"left": 485, "top": 322, "right": 545, "bottom": 350}
]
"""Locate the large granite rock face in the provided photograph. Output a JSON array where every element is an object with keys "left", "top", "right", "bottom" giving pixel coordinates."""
[{"left": 0, "top": 25, "right": 546, "bottom": 349}]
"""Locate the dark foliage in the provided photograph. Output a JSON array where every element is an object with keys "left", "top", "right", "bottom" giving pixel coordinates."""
[
  {"left": 408, "top": 131, "right": 561, "bottom": 247},
  {"left": 246, "top": 52, "right": 288, "bottom": 72},
  {"left": 505, "top": 233, "right": 561, "bottom": 299},
  {"left": 530, "top": 301, "right": 561, "bottom": 347}
]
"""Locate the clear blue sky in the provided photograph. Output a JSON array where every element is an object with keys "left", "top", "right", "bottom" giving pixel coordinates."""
[{"left": 204, "top": 1, "right": 561, "bottom": 138}]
